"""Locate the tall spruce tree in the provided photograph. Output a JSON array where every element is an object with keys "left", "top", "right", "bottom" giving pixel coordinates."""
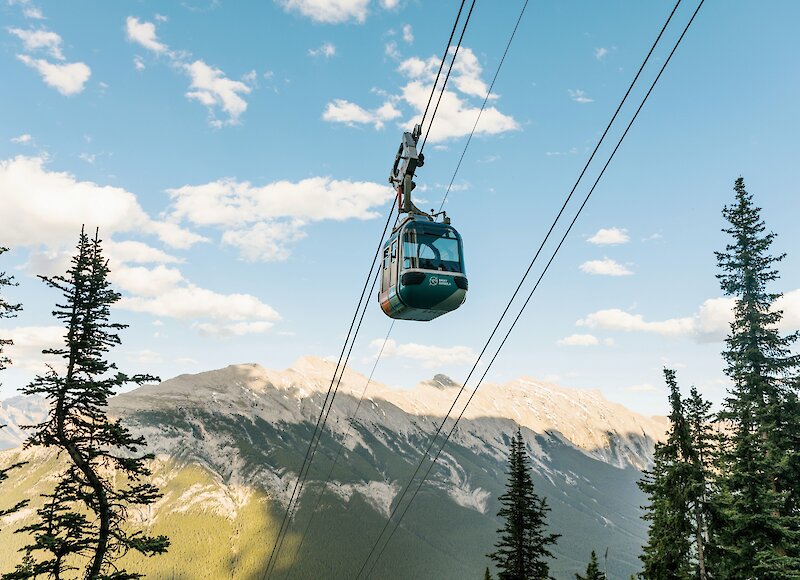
[
  {"left": 713, "top": 177, "right": 800, "bottom": 577},
  {"left": 489, "top": 429, "right": 560, "bottom": 579},
  {"left": 684, "top": 386, "right": 715, "bottom": 580},
  {"left": 638, "top": 368, "right": 693, "bottom": 579},
  {"left": 575, "top": 550, "right": 605, "bottom": 580},
  {"left": 0, "top": 246, "right": 28, "bottom": 523},
  {"left": 7, "top": 229, "right": 169, "bottom": 579}
]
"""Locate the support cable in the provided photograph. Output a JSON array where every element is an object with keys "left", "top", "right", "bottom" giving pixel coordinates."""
[
  {"left": 261, "top": 205, "right": 394, "bottom": 580},
  {"left": 438, "top": 0, "right": 529, "bottom": 213},
  {"left": 420, "top": 0, "right": 478, "bottom": 155},
  {"left": 267, "top": 264, "right": 383, "bottom": 578},
  {"left": 360, "top": 2, "right": 705, "bottom": 577},
  {"left": 353, "top": 0, "right": 687, "bottom": 576},
  {"left": 419, "top": 0, "right": 468, "bottom": 132},
  {"left": 265, "top": 1, "right": 481, "bottom": 574},
  {"left": 284, "top": 320, "right": 396, "bottom": 580}
]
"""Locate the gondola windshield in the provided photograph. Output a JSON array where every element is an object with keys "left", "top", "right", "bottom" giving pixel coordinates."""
[{"left": 402, "top": 224, "right": 463, "bottom": 273}]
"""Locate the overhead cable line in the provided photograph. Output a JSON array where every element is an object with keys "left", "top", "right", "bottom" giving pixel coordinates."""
[
  {"left": 438, "top": 0, "right": 529, "bottom": 213},
  {"left": 419, "top": 0, "right": 468, "bottom": 132},
  {"left": 267, "top": 265, "right": 384, "bottom": 578},
  {"left": 359, "top": 2, "right": 705, "bottom": 577},
  {"left": 352, "top": 0, "right": 688, "bottom": 576},
  {"left": 420, "top": 0, "right": 478, "bottom": 154},
  {"left": 262, "top": 207, "right": 394, "bottom": 580},
  {"left": 262, "top": 2, "right": 479, "bottom": 576},
  {"left": 283, "top": 320, "right": 396, "bottom": 580}
]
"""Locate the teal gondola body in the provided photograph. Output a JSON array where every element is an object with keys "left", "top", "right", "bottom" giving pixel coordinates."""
[{"left": 379, "top": 215, "right": 468, "bottom": 321}]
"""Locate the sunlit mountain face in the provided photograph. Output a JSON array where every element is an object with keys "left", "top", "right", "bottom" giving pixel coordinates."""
[{"left": 0, "top": 358, "right": 665, "bottom": 579}]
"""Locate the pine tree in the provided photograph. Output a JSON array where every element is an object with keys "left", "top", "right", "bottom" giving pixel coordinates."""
[
  {"left": 683, "top": 386, "right": 715, "bottom": 580},
  {"left": 6, "top": 229, "right": 169, "bottom": 579},
  {"left": 484, "top": 567, "right": 493, "bottom": 580},
  {"left": 489, "top": 429, "right": 560, "bottom": 579},
  {"left": 0, "top": 246, "right": 28, "bottom": 523},
  {"left": 713, "top": 177, "right": 800, "bottom": 577},
  {"left": 575, "top": 550, "right": 605, "bottom": 580},
  {"left": 638, "top": 368, "right": 693, "bottom": 579}
]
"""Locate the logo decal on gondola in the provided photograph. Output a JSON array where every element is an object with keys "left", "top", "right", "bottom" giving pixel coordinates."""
[{"left": 429, "top": 277, "right": 451, "bottom": 287}]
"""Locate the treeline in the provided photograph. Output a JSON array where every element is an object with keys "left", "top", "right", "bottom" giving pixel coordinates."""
[
  {"left": 636, "top": 177, "right": 800, "bottom": 578},
  {"left": 0, "top": 231, "right": 168, "bottom": 578}
]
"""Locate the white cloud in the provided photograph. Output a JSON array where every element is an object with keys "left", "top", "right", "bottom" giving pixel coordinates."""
[
  {"left": 323, "top": 99, "right": 401, "bottom": 129},
  {"left": 184, "top": 60, "right": 252, "bottom": 126},
  {"left": 166, "top": 175, "right": 392, "bottom": 261},
  {"left": 578, "top": 308, "right": 694, "bottom": 337},
  {"left": 193, "top": 321, "right": 275, "bottom": 337},
  {"left": 308, "top": 42, "right": 336, "bottom": 58},
  {"left": 594, "top": 47, "right": 609, "bottom": 60},
  {"left": 111, "top": 265, "right": 185, "bottom": 297},
  {"left": 577, "top": 296, "right": 741, "bottom": 343},
  {"left": 8, "top": 28, "right": 64, "bottom": 60},
  {"left": 579, "top": 258, "right": 633, "bottom": 276},
  {"left": 626, "top": 383, "right": 659, "bottom": 393},
  {"left": 777, "top": 289, "right": 800, "bottom": 330},
  {"left": 10, "top": 134, "right": 32, "bottom": 144},
  {"left": 125, "top": 17, "right": 254, "bottom": 126},
  {"left": 588, "top": 227, "right": 629, "bottom": 245},
  {"left": 568, "top": 89, "right": 593, "bottom": 104},
  {"left": 17, "top": 55, "right": 91, "bottom": 96},
  {"left": 125, "top": 16, "right": 168, "bottom": 54},
  {"left": 0, "top": 155, "right": 203, "bottom": 250},
  {"left": 373, "top": 338, "right": 475, "bottom": 368},
  {"left": 381, "top": 0, "right": 400, "bottom": 8},
  {"left": 557, "top": 334, "right": 600, "bottom": 346},
  {"left": 78, "top": 152, "right": 96, "bottom": 164},
  {"left": 277, "top": 0, "right": 370, "bottom": 24},
  {"left": 3, "top": 326, "right": 65, "bottom": 374},
  {"left": 402, "top": 23, "right": 413, "bottom": 44},
  {"left": 105, "top": 241, "right": 181, "bottom": 265},
  {"left": 222, "top": 221, "right": 307, "bottom": 262},
  {"left": 119, "top": 286, "right": 280, "bottom": 329},
  {"left": 323, "top": 46, "right": 517, "bottom": 143},
  {"left": 384, "top": 41, "right": 400, "bottom": 60},
  {"left": 23, "top": 6, "right": 44, "bottom": 19}
]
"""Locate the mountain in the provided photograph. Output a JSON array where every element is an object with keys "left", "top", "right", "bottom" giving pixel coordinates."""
[
  {"left": 0, "top": 357, "right": 666, "bottom": 579},
  {"left": 0, "top": 395, "right": 47, "bottom": 450}
]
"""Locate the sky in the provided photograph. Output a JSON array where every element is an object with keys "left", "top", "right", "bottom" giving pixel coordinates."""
[{"left": 1, "top": 0, "right": 799, "bottom": 416}]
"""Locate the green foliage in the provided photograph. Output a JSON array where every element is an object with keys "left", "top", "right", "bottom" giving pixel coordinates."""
[
  {"left": 5, "top": 229, "right": 169, "bottom": 579},
  {"left": 485, "top": 566, "right": 493, "bottom": 580},
  {"left": 489, "top": 429, "right": 560, "bottom": 579},
  {"left": 575, "top": 550, "right": 605, "bottom": 580},
  {"left": 713, "top": 177, "right": 800, "bottom": 577},
  {"left": 638, "top": 370, "right": 715, "bottom": 579}
]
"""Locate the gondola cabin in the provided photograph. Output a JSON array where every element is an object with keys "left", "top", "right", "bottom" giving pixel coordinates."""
[{"left": 379, "top": 214, "right": 468, "bottom": 321}]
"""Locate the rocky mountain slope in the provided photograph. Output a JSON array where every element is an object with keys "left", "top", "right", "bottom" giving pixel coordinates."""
[{"left": 0, "top": 357, "right": 666, "bottom": 579}]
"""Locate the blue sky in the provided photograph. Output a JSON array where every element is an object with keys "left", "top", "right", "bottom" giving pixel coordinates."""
[{"left": 1, "top": 0, "right": 799, "bottom": 416}]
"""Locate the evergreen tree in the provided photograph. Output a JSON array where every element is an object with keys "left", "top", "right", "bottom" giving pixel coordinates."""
[
  {"left": 484, "top": 567, "right": 493, "bottom": 580},
  {"left": 0, "top": 246, "right": 28, "bottom": 523},
  {"left": 683, "top": 386, "right": 715, "bottom": 580},
  {"left": 713, "top": 177, "right": 800, "bottom": 577},
  {"left": 6, "top": 229, "right": 169, "bottom": 579},
  {"left": 575, "top": 550, "right": 605, "bottom": 580},
  {"left": 638, "top": 368, "right": 693, "bottom": 579},
  {"left": 489, "top": 429, "right": 560, "bottom": 579}
]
